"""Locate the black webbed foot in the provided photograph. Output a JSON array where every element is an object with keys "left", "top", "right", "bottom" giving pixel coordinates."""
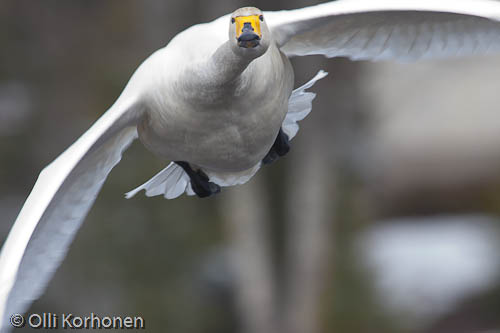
[
  {"left": 262, "top": 128, "right": 290, "bottom": 165},
  {"left": 174, "top": 161, "right": 221, "bottom": 198}
]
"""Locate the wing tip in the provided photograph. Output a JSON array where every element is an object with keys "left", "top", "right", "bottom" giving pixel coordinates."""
[{"left": 124, "top": 190, "right": 139, "bottom": 199}]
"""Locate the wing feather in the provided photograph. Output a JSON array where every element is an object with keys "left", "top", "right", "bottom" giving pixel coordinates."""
[
  {"left": 266, "top": 0, "right": 500, "bottom": 62},
  {"left": 0, "top": 95, "right": 143, "bottom": 330}
]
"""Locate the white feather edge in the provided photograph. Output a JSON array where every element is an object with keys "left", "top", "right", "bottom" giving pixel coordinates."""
[{"left": 267, "top": 0, "right": 500, "bottom": 37}]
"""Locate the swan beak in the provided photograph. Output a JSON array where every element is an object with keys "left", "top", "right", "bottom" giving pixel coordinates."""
[{"left": 235, "top": 15, "right": 262, "bottom": 48}]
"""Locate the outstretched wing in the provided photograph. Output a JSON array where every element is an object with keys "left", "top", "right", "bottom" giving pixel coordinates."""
[
  {"left": 266, "top": 0, "right": 500, "bottom": 62},
  {"left": 0, "top": 85, "right": 144, "bottom": 330}
]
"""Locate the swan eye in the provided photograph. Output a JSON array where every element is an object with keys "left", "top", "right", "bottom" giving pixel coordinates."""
[
  {"left": 231, "top": 17, "right": 235, "bottom": 24},
  {"left": 259, "top": 15, "right": 264, "bottom": 21}
]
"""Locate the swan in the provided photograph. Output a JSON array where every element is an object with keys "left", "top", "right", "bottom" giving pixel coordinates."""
[{"left": 2, "top": 0, "right": 500, "bottom": 330}]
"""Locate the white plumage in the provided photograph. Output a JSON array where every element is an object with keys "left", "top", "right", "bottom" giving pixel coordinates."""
[
  {"left": 3, "top": 0, "right": 500, "bottom": 330},
  {"left": 125, "top": 69, "right": 328, "bottom": 198}
]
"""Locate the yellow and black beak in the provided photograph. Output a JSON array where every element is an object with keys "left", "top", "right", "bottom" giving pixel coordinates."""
[{"left": 235, "top": 15, "right": 262, "bottom": 48}]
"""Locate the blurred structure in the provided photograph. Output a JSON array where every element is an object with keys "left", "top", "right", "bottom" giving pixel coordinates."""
[
  {"left": 359, "top": 56, "right": 500, "bottom": 217},
  {"left": 1, "top": 1, "right": 500, "bottom": 332},
  {"left": 357, "top": 215, "right": 500, "bottom": 329}
]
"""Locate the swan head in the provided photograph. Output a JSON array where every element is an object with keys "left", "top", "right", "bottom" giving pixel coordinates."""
[{"left": 229, "top": 7, "right": 270, "bottom": 58}]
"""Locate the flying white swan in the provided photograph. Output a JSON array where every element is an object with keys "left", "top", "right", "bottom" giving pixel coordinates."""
[{"left": 2, "top": 0, "right": 500, "bottom": 330}]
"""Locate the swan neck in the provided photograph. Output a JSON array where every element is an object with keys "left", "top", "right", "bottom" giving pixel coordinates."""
[{"left": 209, "top": 41, "right": 253, "bottom": 83}]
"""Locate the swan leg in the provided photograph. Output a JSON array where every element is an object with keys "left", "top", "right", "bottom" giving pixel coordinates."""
[
  {"left": 174, "top": 161, "right": 221, "bottom": 198},
  {"left": 262, "top": 127, "right": 290, "bottom": 165}
]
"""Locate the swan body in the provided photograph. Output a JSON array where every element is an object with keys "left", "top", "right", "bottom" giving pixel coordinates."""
[
  {"left": 137, "top": 41, "right": 293, "bottom": 172},
  {"left": 3, "top": 0, "right": 500, "bottom": 330}
]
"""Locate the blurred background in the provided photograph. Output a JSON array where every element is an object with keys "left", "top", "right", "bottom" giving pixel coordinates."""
[{"left": 1, "top": 0, "right": 500, "bottom": 332}]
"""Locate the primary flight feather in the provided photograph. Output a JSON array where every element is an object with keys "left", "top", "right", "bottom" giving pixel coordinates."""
[{"left": 3, "top": 0, "right": 500, "bottom": 330}]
